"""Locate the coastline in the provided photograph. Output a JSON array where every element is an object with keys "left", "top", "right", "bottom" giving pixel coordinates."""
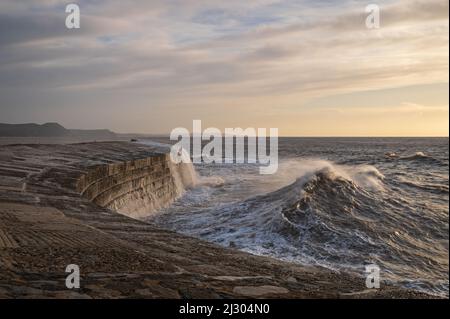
[{"left": 0, "top": 141, "right": 437, "bottom": 298}]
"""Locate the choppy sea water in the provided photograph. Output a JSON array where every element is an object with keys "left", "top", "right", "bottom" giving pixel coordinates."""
[{"left": 144, "top": 138, "right": 449, "bottom": 297}]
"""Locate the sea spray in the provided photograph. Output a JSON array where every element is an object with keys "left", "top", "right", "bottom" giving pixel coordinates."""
[
  {"left": 150, "top": 136, "right": 449, "bottom": 297},
  {"left": 168, "top": 148, "right": 198, "bottom": 196}
]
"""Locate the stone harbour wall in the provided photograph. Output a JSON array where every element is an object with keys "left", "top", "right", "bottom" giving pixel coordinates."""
[{"left": 76, "top": 154, "right": 179, "bottom": 219}]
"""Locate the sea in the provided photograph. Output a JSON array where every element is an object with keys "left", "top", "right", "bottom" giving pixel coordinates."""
[{"left": 143, "top": 137, "right": 449, "bottom": 297}]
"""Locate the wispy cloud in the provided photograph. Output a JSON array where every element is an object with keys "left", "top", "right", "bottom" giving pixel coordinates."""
[{"left": 0, "top": 0, "right": 448, "bottom": 135}]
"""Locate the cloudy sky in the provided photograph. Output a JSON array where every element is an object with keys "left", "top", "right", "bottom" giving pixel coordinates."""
[{"left": 0, "top": 0, "right": 448, "bottom": 136}]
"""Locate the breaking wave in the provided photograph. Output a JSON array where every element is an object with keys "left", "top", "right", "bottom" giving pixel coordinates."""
[
  {"left": 397, "top": 152, "right": 446, "bottom": 165},
  {"left": 152, "top": 158, "right": 449, "bottom": 297},
  {"left": 141, "top": 138, "right": 448, "bottom": 297}
]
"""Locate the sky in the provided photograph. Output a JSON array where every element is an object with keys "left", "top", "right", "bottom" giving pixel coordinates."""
[{"left": 0, "top": 0, "right": 448, "bottom": 136}]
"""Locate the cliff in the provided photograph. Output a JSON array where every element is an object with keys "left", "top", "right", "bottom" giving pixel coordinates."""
[
  {"left": 0, "top": 141, "right": 433, "bottom": 298},
  {"left": 0, "top": 122, "right": 116, "bottom": 139}
]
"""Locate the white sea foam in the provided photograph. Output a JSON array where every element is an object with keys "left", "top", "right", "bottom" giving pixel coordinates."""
[{"left": 144, "top": 138, "right": 449, "bottom": 297}]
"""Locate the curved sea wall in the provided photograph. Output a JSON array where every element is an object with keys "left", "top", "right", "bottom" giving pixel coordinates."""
[{"left": 76, "top": 153, "right": 196, "bottom": 219}]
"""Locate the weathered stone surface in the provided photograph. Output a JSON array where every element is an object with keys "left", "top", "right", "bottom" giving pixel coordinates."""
[
  {"left": 233, "top": 286, "right": 290, "bottom": 297},
  {"left": 0, "top": 142, "right": 436, "bottom": 298}
]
